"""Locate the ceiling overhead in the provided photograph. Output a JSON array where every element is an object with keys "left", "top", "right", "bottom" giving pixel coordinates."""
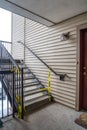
[{"left": 0, "top": 0, "right": 87, "bottom": 26}]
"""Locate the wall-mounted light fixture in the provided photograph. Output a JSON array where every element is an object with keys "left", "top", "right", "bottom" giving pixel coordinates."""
[{"left": 60, "top": 32, "right": 70, "bottom": 41}]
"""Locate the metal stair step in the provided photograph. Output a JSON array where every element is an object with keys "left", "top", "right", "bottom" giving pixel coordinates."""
[
  {"left": 14, "top": 70, "right": 31, "bottom": 74},
  {"left": 15, "top": 59, "right": 22, "bottom": 63},
  {"left": 9, "top": 78, "right": 38, "bottom": 84},
  {"left": 24, "top": 95, "right": 50, "bottom": 107},
  {"left": 14, "top": 73, "right": 34, "bottom": 79},
  {"left": 23, "top": 76, "right": 35, "bottom": 80},
  {"left": 23, "top": 73, "right": 33, "bottom": 77},
  {"left": 0, "top": 68, "right": 11, "bottom": 70},
  {"left": 0, "top": 59, "right": 10, "bottom": 64},
  {"left": 22, "top": 68, "right": 30, "bottom": 72},
  {"left": 14, "top": 75, "right": 34, "bottom": 81},
  {"left": 8, "top": 80, "right": 39, "bottom": 87},
  {"left": 24, "top": 89, "right": 45, "bottom": 96},
  {"left": 0, "top": 65, "right": 9, "bottom": 67},
  {"left": 24, "top": 91, "right": 47, "bottom": 102},
  {"left": 24, "top": 85, "right": 44, "bottom": 95},
  {"left": 24, "top": 82, "right": 40, "bottom": 87},
  {"left": 16, "top": 62, "right": 27, "bottom": 67},
  {"left": 23, "top": 79, "right": 38, "bottom": 84},
  {"left": 22, "top": 71, "right": 31, "bottom": 75},
  {"left": 18, "top": 65, "right": 27, "bottom": 70},
  {"left": 11, "top": 83, "right": 40, "bottom": 88},
  {"left": 24, "top": 85, "right": 43, "bottom": 92},
  {"left": 14, "top": 75, "right": 35, "bottom": 81}
]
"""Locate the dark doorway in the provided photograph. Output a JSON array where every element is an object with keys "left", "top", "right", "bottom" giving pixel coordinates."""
[{"left": 79, "top": 28, "right": 87, "bottom": 110}]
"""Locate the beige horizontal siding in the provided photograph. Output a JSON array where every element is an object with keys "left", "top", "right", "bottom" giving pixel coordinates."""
[
  {"left": 12, "top": 13, "right": 24, "bottom": 60},
  {"left": 12, "top": 12, "right": 87, "bottom": 109},
  {"left": 25, "top": 13, "right": 87, "bottom": 109}
]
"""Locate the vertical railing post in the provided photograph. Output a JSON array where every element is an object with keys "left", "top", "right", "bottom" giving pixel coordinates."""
[
  {"left": 48, "top": 69, "right": 51, "bottom": 101},
  {"left": 1, "top": 45, "right": 2, "bottom": 70},
  {"left": 1, "top": 46, "right": 3, "bottom": 118},
  {"left": 0, "top": 41, "right": 22, "bottom": 119},
  {"left": 1, "top": 74, "right": 3, "bottom": 118},
  {"left": 21, "top": 68, "right": 24, "bottom": 119},
  {"left": 12, "top": 72, "right": 15, "bottom": 118}
]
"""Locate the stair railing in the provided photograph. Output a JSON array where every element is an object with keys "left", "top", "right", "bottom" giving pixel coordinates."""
[
  {"left": 17, "top": 41, "right": 70, "bottom": 81},
  {"left": 0, "top": 70, "right": 15, "bottom": 119},
  {"left": 0, "top": 40, "right": 12, "bottom": 54},
  {"left": 0, "top": 41, "right": 24, "bottom": 119}
]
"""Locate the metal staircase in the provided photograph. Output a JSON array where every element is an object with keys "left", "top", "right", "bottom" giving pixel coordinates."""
[
  {"left": 14, "top": 60, "right": 51, "bottom": 113},
  {"left": 0, "top": 41, "right": 51, "bottom": 119},
  {"left": 0, "top": 41, "right": 23, "bottom": 119},
  {"left": 0, "top": 40, "right": 68, "bottom": 120}
]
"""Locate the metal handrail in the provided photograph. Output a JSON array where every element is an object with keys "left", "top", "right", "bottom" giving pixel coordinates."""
[
  {"left": 0, "top": 40, "right": 12, "bottom": 44},
  {"left": 0, "top": 41, "right": 24, "bottom": 119},
  {"left": 0, "top": 41, "right": 19, "bottom": 70},
  {"left": 17, "top": 41, "right": 70, "bottom": 81},
  {"left": 0, "top": 69, "right": 15, "bottom": 118}
]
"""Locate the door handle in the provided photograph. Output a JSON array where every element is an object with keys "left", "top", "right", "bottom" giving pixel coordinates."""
[
  {"left": 83, "top": 67, "right": 86, "bottom": 70},
  {"left": 83, "top": 72, "right": 86, "bottom": 76}
]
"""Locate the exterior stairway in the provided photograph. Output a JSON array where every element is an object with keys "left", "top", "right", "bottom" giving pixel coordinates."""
[
  {"left": 0, "top": 41, "right": 52, "bottom": 118},
  {"left": 15, "top": 60, "right": 51, "bottom": 113}
]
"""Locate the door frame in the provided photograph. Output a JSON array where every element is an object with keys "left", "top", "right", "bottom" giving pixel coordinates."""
[{"left": 76, "top": 24, "right": 87, "bottom": 111}]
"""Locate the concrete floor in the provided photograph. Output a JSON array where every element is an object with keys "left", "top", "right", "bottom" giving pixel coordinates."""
[{"left": 1, "top": 103, "right": 86, "bottom": 130}]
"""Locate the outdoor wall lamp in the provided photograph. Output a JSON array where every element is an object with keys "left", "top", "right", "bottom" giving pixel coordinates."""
[{"left": 60, "top": 32, "right": 70, "bottom": 41}]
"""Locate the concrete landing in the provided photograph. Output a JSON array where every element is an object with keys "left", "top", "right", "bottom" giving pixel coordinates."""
[{"left": 1, "top": 103, "right": 86, "bottom": 130}]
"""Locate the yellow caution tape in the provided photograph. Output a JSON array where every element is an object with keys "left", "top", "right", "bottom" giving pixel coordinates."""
[
  {"left": 11, "top": 67, "right": 16, "bottom": 72},
  {"left": 41, "top": 69, "right": 51, "bottom": 101},
  {"left": 41, "top": 87, "right": 50, "bottom": 94},
  {"left": 18, "top": 105, "right": 22, "bottom": 118},
  {"left": 10, "top": 67, "right": 20, "bottom": 76},
  {"left": 17, "top": 67, "right": 20, "bottom": 76},
  {"left": 48, "top": 69, "right": 51, "bottom": 94},
  {"left": 16, "top": 95, "right": 26, "bottom": 118},
  {"left": 17, "top": 105, "right": 26, "bottom": 118},
  {"left": 48, "top": 69, "right": 50, "bottom": 82},
  {"left": 16, "top": 95, "right": 22, "bottom": 104},
  {"left": 48, "top": 69, "right": 51, "bottom": 101}
]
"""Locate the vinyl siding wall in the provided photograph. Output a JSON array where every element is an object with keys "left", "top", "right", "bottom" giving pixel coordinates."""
[
  {"left": 12, "top": 14, "right": 24, "bottom": 59},
  {"left": 12, "top": 13, "right": 87, "bottom": 109}
]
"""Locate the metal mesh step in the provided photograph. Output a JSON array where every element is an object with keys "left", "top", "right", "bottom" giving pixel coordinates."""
[{"left": 24, "top": 95, "right": 50, "bottom": 107}]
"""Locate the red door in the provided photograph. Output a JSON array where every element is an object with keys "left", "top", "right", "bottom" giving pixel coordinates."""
[{"left": 80, "top": 28, "right": 87, "bottom": 110}]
